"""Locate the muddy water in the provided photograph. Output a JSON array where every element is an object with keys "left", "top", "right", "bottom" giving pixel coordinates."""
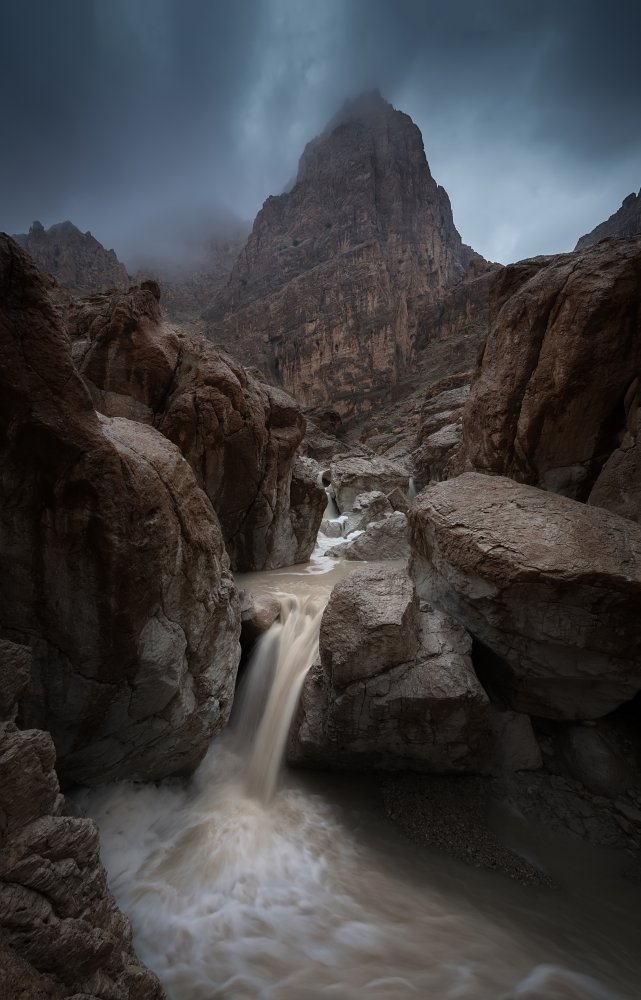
[{"left": 79, "top": 545, "right": 641, "bottom": 999}]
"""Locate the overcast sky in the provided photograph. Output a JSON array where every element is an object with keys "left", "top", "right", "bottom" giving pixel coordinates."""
[{"left": 1, "top": 0, "right": 640, "bottom": 266}]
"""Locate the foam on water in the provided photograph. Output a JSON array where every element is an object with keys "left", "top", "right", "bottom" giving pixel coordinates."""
[{"left": 78, "top": 582, "right": 633, "bottom": 1000}]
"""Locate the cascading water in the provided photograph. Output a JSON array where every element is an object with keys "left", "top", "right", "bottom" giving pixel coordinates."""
[{"left": 78, "top": 576, "right": 638, "bottom": 1000}]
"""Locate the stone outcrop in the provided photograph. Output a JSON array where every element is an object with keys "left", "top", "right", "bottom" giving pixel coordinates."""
[
  {"left": 343, "top": 490, "right": 393, "bottom": 534},
  {"left": 328, "top": 510, "right": 409, "bottom": 561},
  {"left": 13, "top": 220, "right": 129, "bottom": 295},
  {"left": 0, "top": 641, "right": 163, "bottom": 999},
  {"left": 68, "top": 282, "right": 325, "bottom": 571},
  {"left": 575, "top": 188, "right": 641, "bottom": 250},
  {"left": 0, "top": 234, "right": 240, "bottom": 784},
  {"left": 206, "top": 91, "right": 480, "bottom": 416},
  {"left": 409, "top": 473, "right": 641, "bottom": 719},
  {"left": 330, "top": 455, "right": 409, "bottom": 512},
  {"left": 412, "top": 370, "right": 471, "bottom": 488},
  {"left": 289, "top": 567, "right": 494, "bottom": 771},
  {"left": 588, "top": 386, "right": 641, "bottom": 522},
  {"left": 459, "top": 238, "right": 641, "bottom": 500}
]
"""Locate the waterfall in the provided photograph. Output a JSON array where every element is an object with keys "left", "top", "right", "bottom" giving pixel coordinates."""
[
  {"left": 408, "top": 475, "right": 416, "bottom": 499},
  {"left": 236, "top": 594, "right": 326, "bottom": 802}
]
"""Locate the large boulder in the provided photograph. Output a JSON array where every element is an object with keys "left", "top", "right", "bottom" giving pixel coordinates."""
[
  {"left": 459, "top": 238, "right": 641, "bottom": 500},
  {"left": 0, "top": 235, "right": 240, "bottom": 784},
  {"left": 328, "top": 510, "right": 410, "bottom": 561},
  {"left": 289, "top": 568, "right": 494, "bottom": 771},
  {"left": 69, "top": 283, "right": 325, "bottom": 570},
  {"left": 330, "top": 455, "right": 409, "bottom": 512},
  {"left": 409, "top": 473, "right": 641, "bottom": 719},
  {"left": 343, "top": 490, "right": 393, "bottom": 534},
  {"left": 588, "top": 386, "right": 641, "bottom": 523}
]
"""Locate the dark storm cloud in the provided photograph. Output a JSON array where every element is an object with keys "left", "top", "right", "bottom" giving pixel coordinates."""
[{"left": 1, "top": 0, "right": 640, "bottom": 265}]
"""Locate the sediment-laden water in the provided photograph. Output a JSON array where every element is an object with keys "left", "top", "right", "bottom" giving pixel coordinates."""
[{"left": 79, "top": 548, "right": 640, "bottom": 1000}]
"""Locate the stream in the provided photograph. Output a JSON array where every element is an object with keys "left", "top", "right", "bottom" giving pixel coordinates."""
[{"left": 78, "top": 541, "right": 641, "bottom": 999}]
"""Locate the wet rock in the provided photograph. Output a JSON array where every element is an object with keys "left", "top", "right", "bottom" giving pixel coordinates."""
[
  {"left": 320, "top": 566, "right": 419, "bottom": 686},
  {"left": 344, "top": 490, "right": 393, "bottom": 533},
  {"left": 285, "top": 455, "right": 327, "bottom": 565},
  {"left": 409, "top": 472, "right": 641, "bottom": 719},
  {"left": 331, "top": 455, "right": 409, "bottom": 513},
  {"left": 0, "top": 235, "right": 241, "bottom": 784},
  {"left": 0, "top": 640, "right": 32, "bottom": 721},
  {"left": 239, "top": 592, "right": 281, "bottom": 652},
  {"left": 290, "top": 576, "right": 494, "bottom": 772},
  {"left": 319, "top": 518, "right": 343, "bottom": 538},
  {"left": 490, "top": 708, "right": 542, "bottom": 773},
  {"left": 459, "top": 238, "right": 641, "bottom": 500},
  {"left": 562, "top": 726, "right": 632, "bottom": 798},
  {"left": 328, "top": 510, "right": 410, "bottom": 561},
  {"left": 589, "top": 393, "right": 641, "bottom": 523}
]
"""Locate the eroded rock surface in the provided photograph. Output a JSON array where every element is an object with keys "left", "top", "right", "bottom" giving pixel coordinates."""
[
  {"left": 328, "top": 510, "right": 409, "bottom": 561},
  {"left": 409, "top": 473, "right": 641, "bottom": 719},
  {"left": 68, "top": 281, "right": 324, "bottom": 570},
  {"left": 0, "top": 235, "right": 240, "bottom": 784},
  {"left": 289, "top": 568, "right": 493, "bottom": 771},
  {"left": 331, "top": 455, "right": 409, "bottom": 513},
  {"left": 459, "top": 238, "right": 641, "bottom": 500}
]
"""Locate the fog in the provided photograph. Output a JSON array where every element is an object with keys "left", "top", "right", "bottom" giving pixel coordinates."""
[{"left": 1, "top": 0, "right": 639, "bottom": 265}]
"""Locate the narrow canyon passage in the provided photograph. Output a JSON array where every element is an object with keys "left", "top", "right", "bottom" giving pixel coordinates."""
[{"left": 78, "top": 548, "right": 641, "bottom": 1000}]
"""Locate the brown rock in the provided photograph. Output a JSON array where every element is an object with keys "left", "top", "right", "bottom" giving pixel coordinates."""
[
  {"left": 0, "top": 235, "right": 240, "bottom": 784},
  {"left": 409, "top": 473, "right": 641, "bottom": 719},
  {"left": 589, "top": 385, "right": 641, "bottom": 522},
  {"left": 575, "top": 188, "right": 641, "bottom": 250},
  {"left": 0, "top": 726, "right": 163, "bottom": 999},
  {"left": 207, "top": 92, "right": 481, "bottom": 417},
  {"left": 69, "top": 283, "right": 324, "bottom": 570},
  {"left": 328, "top": 510, "right": 410, "bottom": 562},
  {"left": 459, "top": 238, "right": 641, "bottom": 500},
  {"left": 330, "top": 455, "right": 409, "bottom": 512},
  {"left": 12, "top": 220, "right": 129, "bottom": 295},
  {"left": 239, "top": 591, "right": 281, "bottom": 652}
]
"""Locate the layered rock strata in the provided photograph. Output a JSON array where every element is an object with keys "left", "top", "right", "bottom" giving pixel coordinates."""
[
  {"left": 0, "top": 235, "right": 240, "bottom": 784},
  {"left": 207, "top": 92, "right": 480, "bottom": 416},
  {"left": 409, "top": 473, "right": 641, "bottom": 719},
  {"left": 289, "top": 567, "right": 494, "bottom": 770},
  {"left": 458, "top": 238, "right": 641, "bottom": 501},
  {"left": 68, "top": 281, "right": 325, "bottom": 571}
]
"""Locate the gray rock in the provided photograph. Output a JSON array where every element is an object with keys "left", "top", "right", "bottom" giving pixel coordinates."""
[
  {"left": 329, "top": 511, "right": 409, "bottom": 561},
  {"left": 0, "top": 640, "right": 31, "bottom": 721},
  {"left": 409, "top": 473, "right": 641, "bottom": 719},
  {"left": 562, "top": 726, "right": 632, "bottom": 798},
  {"left": 386, "top": 486, "right": 410, "bottom": 515},
  {"left": 489, "top": 708, "right": 542, "bottom": 773},
  {"left": 319, "top": 518, "right": 344, "bottom": 538},
  {"left": 290, "top": 584, "right": 494, "bottom": 772},
  {"left": 330, "top": 456, "right": 408, "bottom": 513},
  {"left": 344, "top": 490, "right": 393, "bottom": 533},
  {"left": 320, "top": 566, "right": 419, "bottom": 686},
  {"left": 239, "top": 591, "right": 281, "bottom": 652}
]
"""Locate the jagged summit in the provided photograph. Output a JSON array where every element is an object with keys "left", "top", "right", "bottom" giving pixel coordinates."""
[
  {"left": 12, "top": 219, "right": 129, "bottom": 294},
  {"left": 575, "top": 187, "right": 641, "bottom": 250},
  {"left": 206, "top": 93, "right": 483, "bottom": 415}
]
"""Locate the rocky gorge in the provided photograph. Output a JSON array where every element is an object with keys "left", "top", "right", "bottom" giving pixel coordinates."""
[{"left": 2, "top": 89, "right": 641, "bottom": 998}]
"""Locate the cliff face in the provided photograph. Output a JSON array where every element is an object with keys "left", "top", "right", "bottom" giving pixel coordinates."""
[
  {"left": 207, "top": 92, "right": 480, "bottom": 416},
  {"left": 575, "top": 188, "right": 641, "bottom": 250},
  {"left": 13, "top": 220, "right": 129, "bottom": 294}
]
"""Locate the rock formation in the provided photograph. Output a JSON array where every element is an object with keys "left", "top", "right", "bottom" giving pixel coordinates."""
[
  {"left": 458, "top": 238, "right": 641, "bottom": 500},
  {"left": 13, "top": 220, "right": 129, "bottom": 295},
  {"left": 0, "top": 234, "right": 240, "bottom": 785},
  {"left": 289, "top": 567, "right": 494, "bottom": 770},
  {"left": 575, "top": 188, "right": 641, "bottom": 250},
  {"left": 68, "top": 281, "right": 325, "bottom": 571},
  {"left": 0, "top": 641, "right": 164, "bottom": 999},
  {"left": 330, "top": 455, "right": 409, "bottom": 512},
  {"left": 409, "top": 473, "right": 641, "bottom": 719},
  {"left": 206, "top": 91, "right": 482, "bottom": 416}
]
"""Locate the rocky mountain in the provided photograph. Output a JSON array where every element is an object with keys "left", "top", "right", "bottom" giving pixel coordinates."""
[
  {"left": 206, "top": 91, "right": 485, "bottom": 417},
  {"left": 13, "top": 219, "right": 130, "bottom": 294},
  {"left": 575, "top": 188, "right": 641, "bottom": 250}
]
